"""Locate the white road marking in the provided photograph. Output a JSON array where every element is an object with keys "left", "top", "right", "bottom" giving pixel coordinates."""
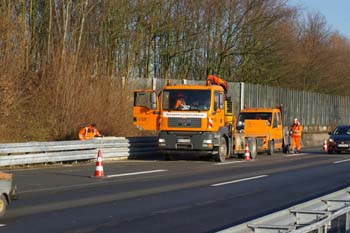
[
  {"left": 0, "top": 224, "right": 6, "bottom": 227},
  {"left": 106, "top": 169, "right": 167, "bottom": 178},
  {"left": 211, "top": 175, "right": 269, "bottom": 187},
  {"left": 333, "top": 159, "right": 350, "bottom": 164},
  {"left": 20, "top": 169, "right": 168, "bottom": 194},
  {"left": 284, "top": 153, "right": 306, "bottom": 157},
  {"left": 214, "top": 161, "right": 244, "bottom": 166}
]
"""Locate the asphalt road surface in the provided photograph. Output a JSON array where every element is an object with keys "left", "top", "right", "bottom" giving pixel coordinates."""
[{"left": 2, "top": 149, "right": 350, "bottom": 233}]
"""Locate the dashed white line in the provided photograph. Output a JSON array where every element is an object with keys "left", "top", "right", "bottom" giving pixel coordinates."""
[
  {"left": 106, "top": 169, "right": 167, "bottom": 178},
  {"left": 20, "top": 169, "right": 168, "bottom": 194},
  {"left": 214, "top": 161, "right": 244, "bottom": 166},
  {"left": 284, "top": 153, "right": 306, "bottom": 157},
  {"left": 0, "top": 224, "right": 6, "bottom": 227},
  {"left": 333, "top": 159, "right": 350, "bottom": 164},
  {"left": 211, "top": 175, "right": 269, "bottom": 187}
]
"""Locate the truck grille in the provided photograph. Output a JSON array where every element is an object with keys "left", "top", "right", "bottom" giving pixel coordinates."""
[{"left": 168, "top": 118, "right": 201, "bottom": 128}]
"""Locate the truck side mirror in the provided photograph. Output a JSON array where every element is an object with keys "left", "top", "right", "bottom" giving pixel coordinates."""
[
  {"left": 150, "top": 92, "right": 157, "bottom": 110},
  {"left": 219, "top": 93, "right": 224, "bottom": 109}
]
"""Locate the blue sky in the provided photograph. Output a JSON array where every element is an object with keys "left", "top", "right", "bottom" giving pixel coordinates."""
[{"left": 288, "top": 0, "right": 350, "bottom": 38}]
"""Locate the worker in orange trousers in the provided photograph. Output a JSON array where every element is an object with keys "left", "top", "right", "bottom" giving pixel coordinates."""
[{"left": 291, "top": 118, "right": 303, "bottom": 153}]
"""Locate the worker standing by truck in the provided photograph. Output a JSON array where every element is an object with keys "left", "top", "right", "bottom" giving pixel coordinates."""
[
  {"left": 78, "top": 123, "right": 101, "bottom": 140},
  {"left": 291, "top": 118, "right": 303, "bottom": 153}
]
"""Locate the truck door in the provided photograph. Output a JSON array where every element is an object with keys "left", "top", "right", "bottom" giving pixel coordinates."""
[
  {"left": 272, "top": 111, "right": 283, "bottom": 148},
  {"left": 133, "top": 90, "right": 160, "bottom": 131}
]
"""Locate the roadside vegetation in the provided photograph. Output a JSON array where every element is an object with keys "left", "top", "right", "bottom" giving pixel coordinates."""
[{"left": 1, "top": 0, "right": 349, "bottom": 142}]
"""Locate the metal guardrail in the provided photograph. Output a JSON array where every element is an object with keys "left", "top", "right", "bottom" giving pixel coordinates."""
[
  {"left": 218, "top": 187, "right": 350, "bottom": 233},
  {"left": 0, "top": 137, "right": 159, "bottom": 166}
]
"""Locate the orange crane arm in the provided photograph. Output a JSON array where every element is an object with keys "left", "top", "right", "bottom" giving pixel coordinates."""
[{"left": 207, "top": 75, "right": 228, "bottom": 92}]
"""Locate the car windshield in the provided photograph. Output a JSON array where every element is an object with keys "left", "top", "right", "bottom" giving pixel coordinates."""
[
  {"left": 236, "top": 112, "right": 272, "bottom": 130},
  {"left": 332, "top": 126, "right": 350, "bottom": 135},
  {"left": 162, "top": 90, "right": 211, "bottom": 111}
]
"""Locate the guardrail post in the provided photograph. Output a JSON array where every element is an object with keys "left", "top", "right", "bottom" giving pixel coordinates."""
[{"left": 346, "top": 211, "right": 350, "bottom": 231}]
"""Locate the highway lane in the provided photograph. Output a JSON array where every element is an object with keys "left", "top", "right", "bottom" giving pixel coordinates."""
[{"left": 2, "top": 150, "right": 350, "bottom": 233}]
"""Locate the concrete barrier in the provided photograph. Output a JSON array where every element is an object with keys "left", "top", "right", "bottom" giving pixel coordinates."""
[{"left": 302, "top": 132, "right": 329, "bottom": 148}]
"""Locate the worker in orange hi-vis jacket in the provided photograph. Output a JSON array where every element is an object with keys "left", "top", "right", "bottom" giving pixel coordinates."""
[
  {"left": 174, "top": 93, "right": 186, "bottom": 110},
  {"left": 78, "top": 123, "right": 101, "bottom": 140},
  {"left": 291, "top": 118, "right": 303, "bottom": 153}
]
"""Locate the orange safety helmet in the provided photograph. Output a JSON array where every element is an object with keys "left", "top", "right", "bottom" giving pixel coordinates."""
[{"left": 177, "top": 92, "right": 184, "bottom": 98}]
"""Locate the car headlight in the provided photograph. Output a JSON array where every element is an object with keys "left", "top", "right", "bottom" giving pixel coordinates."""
[{"left": 328, "top": 138, "right": 334, "bottom": 143}]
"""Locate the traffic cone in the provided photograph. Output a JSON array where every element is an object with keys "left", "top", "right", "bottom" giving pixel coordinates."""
[
  {"left": 244, "top": 142, "right": 251, "bottom": 161},
  {"left": 93, "top": 150, "right": 105, "bottom": 178},
  {"left": 323, "top": 139, "right": 328, "bottom": 151}
]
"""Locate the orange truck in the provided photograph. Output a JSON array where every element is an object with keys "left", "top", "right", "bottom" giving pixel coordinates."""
[
  {"left": 234, "top": 107, "right": 290, "bottom": 158},
  {"left": 133, "top": 76, "right": 289, "bottom": 161}
]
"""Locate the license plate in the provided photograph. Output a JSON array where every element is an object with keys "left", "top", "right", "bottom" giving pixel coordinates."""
[
  {"left": 177, "top": 138, "right": 190, "bottom": 143},
  {"left": 338, "top": 144, "right": 349, "bottom": 147}
]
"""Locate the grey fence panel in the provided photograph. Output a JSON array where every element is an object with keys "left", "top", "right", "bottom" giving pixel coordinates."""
[
  {"left": 243, "top": 83, "right": 350, "bottom": 129},
  {"left": 0, "top": 137, "right": 159, "bottom": 166}
]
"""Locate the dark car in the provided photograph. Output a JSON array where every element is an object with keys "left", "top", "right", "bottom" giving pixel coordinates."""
[{"left": 327, "top": 125, "right": 350, "bottom": 154}]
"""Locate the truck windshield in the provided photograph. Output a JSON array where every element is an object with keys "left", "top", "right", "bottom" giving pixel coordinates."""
[
  {"left": 162, "top": 90, "right": 211, "bottom": 111},
  {"left": 236, "top": 112, "right": 272, "bottom": 130}
]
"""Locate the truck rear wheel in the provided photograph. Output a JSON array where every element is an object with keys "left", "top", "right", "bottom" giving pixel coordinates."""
[
  {"left": 214, "top": 137, "right": 227, "bottom": 162},
  {"left": 0, "top": 194, "right": 7, "bottom": 218},
  {"left": 282, "top": 141, "right": 290, "bottom": 154},
  {"left": 267, "top": 140, "right": 274, "bottom": 156}
]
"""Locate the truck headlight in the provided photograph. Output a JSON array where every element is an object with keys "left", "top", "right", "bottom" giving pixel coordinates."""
[
  {"left": 203, "top": 139, "right": 213, "bottom": 148},
  {"left": 159, "top": 138, "right": 166, "bottom": 146}
]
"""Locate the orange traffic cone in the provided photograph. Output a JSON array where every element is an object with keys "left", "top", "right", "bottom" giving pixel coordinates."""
[
  {"left": 244, "top": 142, "right": 251, "bottom": 161},
  {"left": 93, "top": 150, "right": 105, "bottom": 178},
  {"left": 323, "top": 139, "right": 328, "bottom": 151}
]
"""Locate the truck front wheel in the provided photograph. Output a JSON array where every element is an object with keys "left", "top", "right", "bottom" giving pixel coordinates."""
[
  {"left": 249, "top": 139, "right": 257, "bottom": 159},
  {"left": 0, "top": 194, "right": 8, "bottom": 218},
  {"left": 214, "top": 137, "right": 227, "bottom": 162}
]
